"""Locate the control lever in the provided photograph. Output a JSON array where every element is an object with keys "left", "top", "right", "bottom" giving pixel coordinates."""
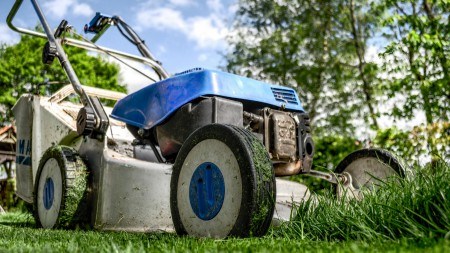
[
  {"left": 54, "top": 19, "right": 68, "bottom": 38},
  {"left": 84, "top": 12, "right": 113, "bottom": 42}
]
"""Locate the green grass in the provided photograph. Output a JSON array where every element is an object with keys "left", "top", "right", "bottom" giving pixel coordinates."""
[
  {"left": 0, "top": 214, "right": 448, "bottom": 253},
  {"left": 1, "top": 162, "right": 449, "bottom": 252},
  {"left": 279, "top": 161, "right": 450, "bottom": 241}
]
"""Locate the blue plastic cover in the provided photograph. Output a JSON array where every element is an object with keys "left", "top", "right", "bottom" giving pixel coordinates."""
[{"left": 111, "top": 69, "right": 304, "bottom": 129}]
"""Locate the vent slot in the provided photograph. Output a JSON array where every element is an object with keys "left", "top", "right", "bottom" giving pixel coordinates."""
[
  {"left": 271, "top": 87, "right": 298, "bottom": 105},
  {"left": 174, "top": 68, "right": 204, "bottom": 76}
]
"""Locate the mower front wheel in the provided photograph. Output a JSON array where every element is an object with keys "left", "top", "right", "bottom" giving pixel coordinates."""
[
  {"left": 34, "top": 146, "right": 89, "bottom": 229},
  {"left": 170, "top": 124, "right": 275, "bottom": 238}
]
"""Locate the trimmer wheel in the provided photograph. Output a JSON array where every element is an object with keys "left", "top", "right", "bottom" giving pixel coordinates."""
[
  {"left": 34, "top": 146, "right": 89, "bottom": 228},
  {"left": 334, "top": 148, "right": 406, "bottom": 199},
  {"left": 170, "top": 124, "right": 276, "bottom": 238}
]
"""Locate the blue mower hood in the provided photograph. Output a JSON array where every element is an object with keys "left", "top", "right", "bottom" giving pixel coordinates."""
[{"left": 111, "top": 69, "right": 304, "bottom": 129}]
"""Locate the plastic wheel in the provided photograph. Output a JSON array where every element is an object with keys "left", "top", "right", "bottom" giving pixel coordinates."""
[
  {"left": 170, "top": 124, "right": 275, "bottom": 238},
  {"left": 334, "top": 148, "right": 406, "bottom": 198},
  {"left": 34, "top": 146, "right": 89, "bottom": 228}
]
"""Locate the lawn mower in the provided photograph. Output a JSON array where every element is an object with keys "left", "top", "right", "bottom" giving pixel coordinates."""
[{"left": 6, "top": 0, "right": 406, "bottom": 238}]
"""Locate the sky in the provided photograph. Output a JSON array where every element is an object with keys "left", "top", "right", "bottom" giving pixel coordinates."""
[{"left": 0, "top": 0, "right": 237, "bottom": 91}]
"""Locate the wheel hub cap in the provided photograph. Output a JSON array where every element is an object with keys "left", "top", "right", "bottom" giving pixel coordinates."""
[
  {"left": 189, "top": 162, "right": 225, "bottom": 220},
  {"left": 43, "top": 177, "right": 54, "bottom": 210}
]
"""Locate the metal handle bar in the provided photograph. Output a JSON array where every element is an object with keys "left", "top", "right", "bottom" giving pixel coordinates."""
[
  {"left": 8, "top": 0, "right": 93, "bottom": 106},
  {"left": 6, "top": 0, "right": 170, "bottom": 83},
  {"left": 49, "top": 84, "right": 126, "bottom": 104}
]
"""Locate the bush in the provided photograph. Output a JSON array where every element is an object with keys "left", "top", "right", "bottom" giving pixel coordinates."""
[{"left": 374, "top": 122, "right": 450, "bottom": 166}]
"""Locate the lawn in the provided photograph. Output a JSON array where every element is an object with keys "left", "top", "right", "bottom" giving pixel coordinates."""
[
  {"left": 1, "top": 162, "right": 449, "bottom": 252},
  {"left": 0, "top": 213, "right": 448, "bottom": 253}
]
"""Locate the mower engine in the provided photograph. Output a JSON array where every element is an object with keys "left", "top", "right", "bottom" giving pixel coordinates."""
[
  {"left": 243, "top": 108, "right": 314, "bottom": 176},
  {"left": 112, "top": 69, "right": 315, "bottom": 176}
]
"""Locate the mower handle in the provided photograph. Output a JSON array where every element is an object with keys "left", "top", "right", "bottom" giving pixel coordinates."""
[
  {"left": 6, "top": 0, "right": 169, "bottom": 81},
  {"left": 8, "top": 0, "right": 92, "bottom": 106}
]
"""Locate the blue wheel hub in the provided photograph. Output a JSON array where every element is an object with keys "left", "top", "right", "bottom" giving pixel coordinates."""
[
  {"left": 43, "top": 177, "right": 54, "bottom": 210},
  {"left": 189, "top": 162, "right": 225, "bottom": 220}
]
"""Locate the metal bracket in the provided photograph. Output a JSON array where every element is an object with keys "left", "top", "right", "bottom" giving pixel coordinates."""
[
  {"left": 303, "top": 169, "right": 349, "bottom": 185},
  {"left": 42, "top": 41, "right": 56, "bottom": 64},
  {"left": 90, "top": 96, "right": 109, "bottom": 135}
]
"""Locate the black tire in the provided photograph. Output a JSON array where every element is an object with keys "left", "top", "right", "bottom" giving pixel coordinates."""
[
  {"left": 33, "top": 146, "right": 89, "bottom": 228},
  {"left": 334, "top": 148, "right": 406, "bottom": 196},
  {"left": 170, "top": 124, "right": 275, "bottom": 238}
]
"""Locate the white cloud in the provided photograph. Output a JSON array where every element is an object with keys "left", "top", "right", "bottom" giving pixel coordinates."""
[
  {"left": 73, "top": 3, "right": 94, "bottom": 17},
  {"left": 187, "top": 16, "right": 228, "bottom": 49},
  {"left": 113, "top": 57, "right": 160, "bottom": 93},
  {"left": 206, "top": 0, "right": 223, "bottom": 13},
  {"left": 42, "top": 0, "right": 94, "bottom": 19},
  {"left": 43, "top": 0, "right": 74, "bottom": 18},
  {"left": 135, "top": 6, "right": 229, "bottom": 50},
  {"left": 137, "top": 8, "right": 187, "bottom": 31},
  {"left": 169, "top": 0, "right": 192, "bottom": 7},
  {"left": 227, "top": 3, "right": 239, "bottom": 15},
  {"left": 0, "top": 23, "right": 19, "bottom": 44},
  {"left": 198, "top": 54, "right": 208, "bottom": 62}
]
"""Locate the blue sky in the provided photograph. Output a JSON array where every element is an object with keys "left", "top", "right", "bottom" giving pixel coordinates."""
[{"left": 0, "top": 0, "right": 237, "bottom": 90}]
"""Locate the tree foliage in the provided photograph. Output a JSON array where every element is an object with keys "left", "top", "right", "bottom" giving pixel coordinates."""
[
  {"left": 374, "top": 122, "right": 450, "bottom": 166},
  {"left": 225, "top": 0, "right": 382, "bottom": 135},
  {"left": 225, "top": 0, "right": 449, "bottom": 163},
  {"left": 374, "top": 0, "right": 450, "bottom": 160},
  {"left": 0, "top": 33, "right": 126, "bottom": 122},
  {"left": 376, "top": 0, "right": 449, "bottom": 124}
]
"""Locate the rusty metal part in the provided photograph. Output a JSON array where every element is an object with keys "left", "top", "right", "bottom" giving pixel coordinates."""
[
  {"left": 260, "top": 108, "right": 297, "bottom": 161},
  {"left": 295, "top": 113, "right": 313, "bottom": 172},
  {"left": 274, "top": 160, "right": 302, "bottom": 176},
  {"left": 302, "top": 154, "right": 313, "bottom": 173},
  {"left": 335, "top": 172, "right": 363, "bottom": 200},
  {"left": 245, "top": 108, "right": 316, "bottom": 176},
  {"left": 304, "top": 169, "right": 349, "bottom": 185},
  {"left": 271, "top": 111, "right": 297, "bottom": 160},
  {"left": 243, "top": 111, "right": 263, "bottom": 132}
]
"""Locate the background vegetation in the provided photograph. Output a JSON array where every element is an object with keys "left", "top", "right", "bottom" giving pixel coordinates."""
[
  {"left": 0, "top": 32, "right": 126, "bottom": 122},
  {"left": 225, "top": 0, "right": 449, "bottom": 168}
]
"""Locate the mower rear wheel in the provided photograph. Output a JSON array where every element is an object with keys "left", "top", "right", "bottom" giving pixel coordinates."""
[
  {"left": 34, "top": 146, "right": 89, "bottom": 229},
  {"left": 334, "top": 148, "right": 406, "bottom": 199},
  {"left": 170, "top": 124, "right": 275, "bottom": 238}
]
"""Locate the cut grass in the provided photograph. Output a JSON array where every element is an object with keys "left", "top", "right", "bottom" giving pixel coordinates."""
[
  {"left": 0, "top": 213, "right": 448, "bottom": 253},
  {"left": 1, "top": 162, "right": 449, "bottom": 252}
]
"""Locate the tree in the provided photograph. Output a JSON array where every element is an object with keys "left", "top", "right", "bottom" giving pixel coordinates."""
[
  {"left": 224, "top": 0, "right": 450, "bottom": 165},
  {"left": 374, "top": 122, "right": 450, "bottom": 166},
  {"left": 376, "top": 0, "right": 449, "bottom": 123},
  {"left": 0, "top": 33, "right": 127, "bottom": 122},
  {"left": 225, "top": 0, "right": 382, "bottom": 136},
  {"left": 375, "top": 0, "right": 450, "bottom": 159}
]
